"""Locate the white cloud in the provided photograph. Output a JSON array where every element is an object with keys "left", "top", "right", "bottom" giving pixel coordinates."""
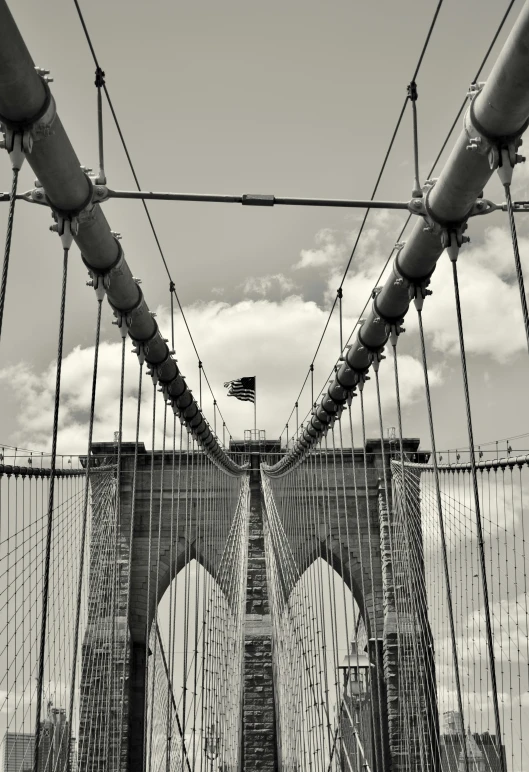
[
  {"left": 0, "top": 294, "right": 440, "bottom": 454},
  {"left": 415, "top": 226, "right": 529, "bottom": 361},
  {"left": 293, "top": 228, "right": 349, "bottom": 270},
  {"left": 240, "top": 273, "right": 296, "bottom": 297},
  {"left": 311, "top": 218, "right": 529, "bottom": 364}
]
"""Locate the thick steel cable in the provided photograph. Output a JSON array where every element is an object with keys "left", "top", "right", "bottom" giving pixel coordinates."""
[
  {"left": 66, "top": 296, "right": 103, "bottom": 766},
  {"left": 504, "top": 184, "right": 529, "bottom": 354},
  {"left": 414, "top": 310, "right": 469, "bottom": 772},
  {"left": 450, "top": 256, "right": 505, "bottom": 772},
  {"left": 0, "top": 167, "right": 19, "bottom": 342},
  {"left": 33, "top": 245, "right": 69, "bottom": 772}
]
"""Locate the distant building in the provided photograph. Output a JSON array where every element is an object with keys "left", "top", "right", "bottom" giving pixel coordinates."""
[
  {"left": 440, "top": 711, "right": 506, "bottom": 772},
  {"left": 37, "top": 703, "right": 70, "bottom": 772},
  {"left": 1, "top": 702, "right": 73, "bottom": 772},
  {"left": 1, "top": 732, "right": 34, "bottom": 772}
]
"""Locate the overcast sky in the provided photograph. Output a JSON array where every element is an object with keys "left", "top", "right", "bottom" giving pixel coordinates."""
[{"left": 1, "top": 0, "right": 529, "bottom": 456}]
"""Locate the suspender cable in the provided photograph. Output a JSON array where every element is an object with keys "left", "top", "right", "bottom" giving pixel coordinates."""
[
  {"left": 408, "top": 81, "right": 421, "bottom": 198},
  {"left": 118, "top": 359, "right": 143, "bottom": 762},
  {"left": 503, "top": 184, "right": 529, "bottom": 353},
  {"left": 67, "top": 293, "right": 103, "bottom": 767},
  {"left": 143, "top": 381, "right": 157, "bottom": 772},
  {"left": 148, "top": 402, "right": 168, "bottom": 772},
  {"left": 0, "top": 167, "right": 19, "bottom": 342},
  {"left": 337, "top": 289, "right": 343, "bottom": 358},
  {"left": 170, "top": 281, "right": 175, "bottom": 352},
  {"left": 295, "top": 402, "right": 299, "bottom": 440},
  {"left": 358, "top": 387, "right": 386, "bottom": 772},
  {"left": 108, "top": 331, "right": 126, "bottom": 768},
  {"left": 450, "top": 252, "right": 505, "bottom": 772},
  {"left": 95, "top": 67, "right": 106, "bottom": 183},
  {"left": 34, "top": 243, "right": 69, "bottom": 772},
  {"left": 413, "top": 306, "right": 469, "bottom": 772}
]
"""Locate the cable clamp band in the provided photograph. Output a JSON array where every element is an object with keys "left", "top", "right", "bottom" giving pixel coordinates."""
[
  {"left": 465, "top": 91, "right": 528, "bottom": 174},
  {"left": 408, "top": 180, "right": 472, "bottom": 258},
  {"left": 49, "top": 214, "right": 78, "bottom": 250},
  {"left": 107, "top": 288, "right": 147, "bottom": 336},
  {"left": 0, "top": 75, "right": 56, "bottom": 162},
  {"left": 83, "top": 239, "right": 125, "bottom": 299}
]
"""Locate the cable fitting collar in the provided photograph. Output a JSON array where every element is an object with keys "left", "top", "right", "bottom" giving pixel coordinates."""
[
  {"left": 465, "top": 90, "right": 528, "bottom": 174},
  {"left": 0, "top": 76, "right": 56, "bottom": 160}
]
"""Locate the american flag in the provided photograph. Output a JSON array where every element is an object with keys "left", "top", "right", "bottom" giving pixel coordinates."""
[{"left": 223, "top": 376, "right": 256, "bottom": 403}]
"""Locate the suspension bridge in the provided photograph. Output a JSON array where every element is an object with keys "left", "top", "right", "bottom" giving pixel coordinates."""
[{"left": 0, "top": 0, "right": 528, "bottom": 770}]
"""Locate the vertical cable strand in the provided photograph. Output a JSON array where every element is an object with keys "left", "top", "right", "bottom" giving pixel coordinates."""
[
  {"left": 34, "top": 246, "right": 69, "bottom": 772},
  {"left": 0, "top": 168, "right": 19, "bottom": 341},
  {"left": 450, "top": 256, "right": 505, "bottom": 772}
]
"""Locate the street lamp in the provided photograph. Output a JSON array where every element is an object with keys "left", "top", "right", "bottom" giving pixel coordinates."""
[
  {"left": 337, "top": 643, "right": 374, "bottom": 772},
  {"left": 339, "top": 642, "right": 373, "bottom": 700}
]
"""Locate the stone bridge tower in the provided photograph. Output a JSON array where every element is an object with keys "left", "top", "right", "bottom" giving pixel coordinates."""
[{"left": 78, "top": 438, "right": 437, "bottom": 772}]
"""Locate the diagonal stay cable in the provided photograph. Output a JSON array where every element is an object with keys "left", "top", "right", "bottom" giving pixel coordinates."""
[
  {"left": 281, "top": 0, "right": 444, "bottom": 437},
  {"left": 290, "top": 0, "right": 518, "bottom": 438},
  {"left": 71, "top": 0, "right": 233, "bottom": 439}
]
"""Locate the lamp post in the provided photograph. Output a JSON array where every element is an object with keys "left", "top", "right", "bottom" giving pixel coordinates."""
[
  {"left": 204, "top": 723, "right": 220, "bottom": 772},
  {"left": 338, "top": 643, "right": 374, "bottom": 772}
]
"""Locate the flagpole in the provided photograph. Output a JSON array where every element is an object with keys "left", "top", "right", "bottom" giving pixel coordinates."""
[{"left": 254, "top": 377, "right": 257, "bottom": 437}]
